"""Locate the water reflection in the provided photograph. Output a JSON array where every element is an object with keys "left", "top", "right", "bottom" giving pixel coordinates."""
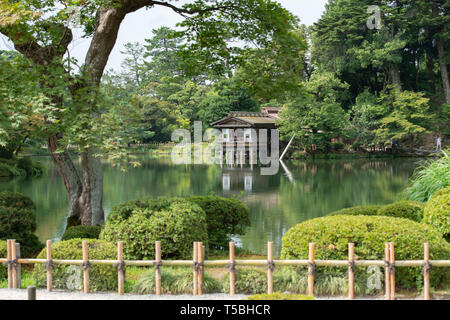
[{"left": 0, "top": 156, "right": 422, "bottom": 254}]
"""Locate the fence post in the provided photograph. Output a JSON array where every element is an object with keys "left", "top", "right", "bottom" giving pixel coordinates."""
[
  {"left": 82, "top": 240, "right": 89, "bottom": 294},
  {"left": 385, "top": 243, "right": 391, "bottom": 300},
  {"left": 27, "top": 286, "right": 36, "bottom": 300},
  {"left": 198, "top": 242, "right": 204, "bottom": 296},
  {"left": 46, "top": 240, "right": 52, "bottom": 292},
  {"left": 11, "top": 239, "right": 17, "bottom": 289},
  {"left": 6, "top": 240, "right": 11, "bottom": 289},
  {"left": 348, "top": 243, "right": 354, "bottom": 300},
  {"left": 267, "top": 242, "right": 274, "bottom": 295},
  {"left": 155, "top": 241, "right": 162, "bottom": 295},
  {"left": 117, "top": 241, "right": 124, "bottom": 295},
  {"left": 193, "top": 242, "right": 198, "bottom": 296},
  {"left": 424, "top": 243, "right": 430, "bottom": 300},
  {"left": 16, "top": 242, "right": 21, "bottom": 289},
  {"left": 389, "top": 242, "right": 395, "bottom": 300},
  {"left": 308, "top": 243, "right": 315, "bottom": 297},
  {"left": 229, "top": 242, "right": 235, "bottom": 296}
]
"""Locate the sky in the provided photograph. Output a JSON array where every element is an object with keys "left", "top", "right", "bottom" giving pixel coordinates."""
[{"left": 0, "top": 0, "right": 328, "bottom": 72}]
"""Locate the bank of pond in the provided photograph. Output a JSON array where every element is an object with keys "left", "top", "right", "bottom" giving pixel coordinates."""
[{"left": 0, "top": 188, "right": 449, "bottom": 297}]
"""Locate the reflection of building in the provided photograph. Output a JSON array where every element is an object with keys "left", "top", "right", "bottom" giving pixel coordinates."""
[
  {"left": 221, "top": 168, "right": 255, "bottom": 193},
  {"left": 222, "top": 174, "right": 231, "bottom": 191}
]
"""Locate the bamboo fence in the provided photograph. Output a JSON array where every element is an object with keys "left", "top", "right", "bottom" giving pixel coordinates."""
[{"left": 1, "top": 239, "right": 449, "bottom": 300}]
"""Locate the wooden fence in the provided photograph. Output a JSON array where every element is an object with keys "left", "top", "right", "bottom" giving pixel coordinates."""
[{"left": 1, "top": 239, "right": 449, "bottom": 300}]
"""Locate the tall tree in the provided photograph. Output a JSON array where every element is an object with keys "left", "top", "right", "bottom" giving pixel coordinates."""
[{"left": 0, "top": 0, "right": 299, "bottom": 225}]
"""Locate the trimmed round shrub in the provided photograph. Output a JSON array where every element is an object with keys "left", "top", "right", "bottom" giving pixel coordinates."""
[
  {"left": 100, "top": 198, "right": 208, "bottom": 260},
  {"left": 377, "top": 201, "right": 425, "bottom": 222},
  {"left": 33, "top": 239, "right": 117, "bottom": 292},
  {"left": 187, "top": 196, "right": 250, "bottom": 249},
  {"left": 222, "top": 268, "right": 267, "bottom": 294},
  {"left": 329, "top": 205, "right": 383, "bottom": 217},
  {"left": 62, "top": 226, "right": 102, "bottom": 241},
  {"left": 0, "top": 206, "right": 42, "bottom": 257},
  {"left": 0, "top": 241, "right": 6, "bottom": 280},
  {"left": 133, "top": 268, "right": 221, "bottom": 294},
  {"left": 281, "top": 215, "right": 450, "bottom": 289},
  {"left": 0, "top": 191, "right": 36, "bottom": 211},
  {"left": 423, "top": 188, "right": 450, "bottom": 239}
]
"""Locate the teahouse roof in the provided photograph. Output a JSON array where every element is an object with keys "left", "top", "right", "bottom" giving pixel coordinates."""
[{"left": 211, "top": 111, "right": 277, "bottom": 129}]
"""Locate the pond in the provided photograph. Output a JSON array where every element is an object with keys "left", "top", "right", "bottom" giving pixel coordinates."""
[{"left": 0, "top": 156, "right": 423, "bottom": 255}]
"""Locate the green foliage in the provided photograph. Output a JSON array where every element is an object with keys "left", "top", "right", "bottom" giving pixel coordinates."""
[
  {"left": 222, "top": 268, "right": 267, "bottom": 294},
  {"left": 407, "top": 152, "right": 450, "bottom": 202},
  {"left": 281, "top": 215, "right": 450, "bottom": 289},
  {"left": 61, "top": 226, "right": 102, "bottom": 241},
  {"left": 66, "top": 216, "right": 81, "bottom": 228},
  {"left": 247, "top": 292, "right": 314, "bottom": 300},
  {"left": 100, "top": 198, "right": 208, "bottom": 260},
  {"left": 0, "top": 191, "right": 35, "bottom": 211},
  {"left": 0, "top": 191, "right": 42, "bottom": 257},
  {"left": 33, "top": 239, "right": 117, "bottom": 292},
  {"left": 377, "top": 201, "right": 425, "bottom": 222},
  {"left": 187, "top": 196, "right": 250, "bottom": 250},
  {"left": 329, "top": 205, "right": 383, "bottom": 217},
  {"left": 133, "top": 267, "right": 221, "bottom": 295},
  {"left": 0, "top": 241, "right": 6, "bottom": 280},
  {"left": 423, "top": 188, "right": 450, "bottom": 239}
]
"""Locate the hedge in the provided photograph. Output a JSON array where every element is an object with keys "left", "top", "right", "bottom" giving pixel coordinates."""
[
  {"left": 281, "top": 215, "right": 450, "bottom": 289},
  {"left": 0, "top": 191, "right": 36, "bottom": 211},
  {"left": 33, "top": 239, "right": 117, "bottom": 292},
  {"left": 377, "top": 201, "right": 425, "bottom": 222},
  {"left": 100, "top": 198, "right": 208, "bottom": 260},
  {"left": 329, "top": 205, "right": 383, "bottom": 217},
  {"left": 187, "top": 196, "right": 250, "bottom": 249},
  {"left": 423, "top": 187, "right": 450, "bottom": 239},
  {"left": 61, "top": 226, "right": 102, "bottom": 241}
]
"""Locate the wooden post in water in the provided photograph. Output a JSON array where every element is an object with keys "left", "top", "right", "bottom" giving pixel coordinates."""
[
  {"left": 117, "top": 241, "right": 124, "bottom": 295},
  {"left": 385, "top": 243, "right": 391, "bottom": 300},
  {"left": 155, "top": 241, "right": 162, "bottom": 295},
  {"left": 348, "top": 243, "right": 355, "bottom": 300},
  {"left": 229, "top": 242, "right": 235, "bottom": 296},
  {"left": 424, "top": 243, "right": 430, "bottom": 300},
  {"left": 16, "top": 242, "right": 21, "bottom": 289},
  {"left": 193, "top": 242, "right": 198, "bottom": 296},
  {"left": 308, "top": 243, "right": 315, "bottom": 297},
  {"left": 6, "top": 240, "right": 11, "bottom": 289},
  {"left": 11, "top": 239, "right": 17, "bottom": 289},
  {"left": 267, "top": 242, "right": 274, "bottom": 295},
  {"left": 389, "top": 242, "right": 395, "bottom": 300},
  {"left": 46, "top": 240, "right": 52, "bottom": 292},
  {"left": 82, "top": 240, "right": 89, "bottom": 294}
]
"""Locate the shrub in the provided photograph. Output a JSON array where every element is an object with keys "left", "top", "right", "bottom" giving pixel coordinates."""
[
  {"left": 0, "top": 206, "right": 42, "bottom": 257},
  {"left": 33, "top": 239, "right": 117, "bottom": 292},
  {"left": 133, "top": 268, "right": 221, "bottom": 294},
  {"left": 247, "top": 292, "right": 314, "bottom": 300},
  {"left": 407, "top": 151, "right": 450, "bottom": 202},
  {"left": 62, "top": 226, "right": 102, "bottom": 241},
  {"left": 329, "top": 205, "right": 383, "bottom": 217},
  {"left": 222, "top": 268, "right": 267, "bottom": 294},
  {"left": 66, "top": 216, "right": 81, "bottom": 228},
  {"left": 187, "top": 196, "right": 250, "bottom": 249},
  {"left": 100, "top": 198, "right": 208, "bottom": 260},
  {"left": 0, "top": 191, "right": 36, "bottom": 211},
  {"left": 377, "top": 201, "right": 425, "bottom": 222},
  {"left": 423, "top": 188, "right": 450, "bottom": 239},
  {"left": 281, "top": 215, "right": 450, "bottom": 289},
  {"left": 0, "top": 241, "right": 6, "bottom": 280}
]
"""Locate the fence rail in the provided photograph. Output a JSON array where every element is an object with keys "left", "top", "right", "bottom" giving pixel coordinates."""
[{"left": 2, "top": 240, "right": 449, "bottom": 300}]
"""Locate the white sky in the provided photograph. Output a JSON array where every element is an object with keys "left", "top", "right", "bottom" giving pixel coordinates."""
[{"left": 0, "top": 0, "right": 328, "bottom": 72}]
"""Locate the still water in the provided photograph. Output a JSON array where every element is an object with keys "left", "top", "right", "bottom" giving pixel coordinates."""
[{"left": 0, "top": 156, "right": 423, "bottom": 254}]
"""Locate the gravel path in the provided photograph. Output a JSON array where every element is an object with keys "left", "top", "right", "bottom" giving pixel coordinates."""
[{"left": 0, "top": 289, "right": 248, "bottom": 300}]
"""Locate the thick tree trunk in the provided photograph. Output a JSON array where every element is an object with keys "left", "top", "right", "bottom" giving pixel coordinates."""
[
  {"left": 436, "top": 39, "right": 450, "bottom": 104},
  {"left": 389, "top": 63, "right": 402, "bottom": 92}
]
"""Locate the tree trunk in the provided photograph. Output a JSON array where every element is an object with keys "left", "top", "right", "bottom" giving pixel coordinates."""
[
  {"left": 389, "top": 63, "right": 402, "bottom": 92},
  {"left": 436, "top": 38, "right": 450, "bottom": 104}
]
